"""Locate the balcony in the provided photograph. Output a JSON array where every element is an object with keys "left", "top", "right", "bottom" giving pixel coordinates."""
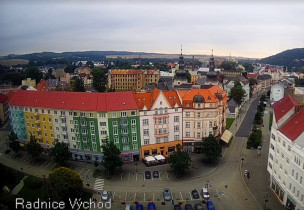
[
  {"left": 120, "top": 123, "right": 128, "bottom": 128},
  {"left": 121, "top": 133, "right": 129, "bottom": 137},
  {"left": 155, "top": 133, "right": 169, "bottom": 138},
  {"left": 120, "top": 116, "right": 128, "bottom": 120},
  {"left": 81, "top": 133, "right": 88, "bottom": 136},
  {"left": 61, "top": 123, "right": 67, "bottom": 127},
  {"left": 62, "top": 131, "right": 67, "bottom": 135},
  {"left": 80, "top": 116, "right": 86, "bottom": 120},
  {"left": 60, "top": 115, "right": 66, "bottom": 119}
]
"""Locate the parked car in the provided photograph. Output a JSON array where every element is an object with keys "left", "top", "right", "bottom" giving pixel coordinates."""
[
  {"left": 125, "top": 204, "right": 133, "bottom": 210},
  {"left": 206, "top": 201, "right": 215, "bottom": 210},
  {"left": 148, "top": 202, "right": 156, "bottom": 210},
  {"left": 101, "top": 190, "right": 109, "bottom": 201},
  {"left": 163, "top": 188, "right": 172, "bottom": 201},
  {"left": 153, "top": 171, "right": 159, "bottom": 178},
  {"left": 145, "top": 171, "right": 151, "bottom": 179},
  {"left": 191, "top": 189, "right": 200, "bottom": 199},
  {"left": 194, "top": 203, "right": 204, "bottom": 210},
  {"left": 174, "top": 204, "right": 182, "bottom": 210},
  {"left": 185, "top": 204, "right": 194, "bottom": 210},
  {"left": 136, "top": 204, "right": 144, "bottom": 210},
  {"left": 201, "top": 187, "right": 210, "bottom": 199}
]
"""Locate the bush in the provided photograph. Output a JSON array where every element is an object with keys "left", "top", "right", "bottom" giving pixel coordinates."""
[
  {"left": 23, "top": 176, "right": 43, "bottom": 189},
  {"left": 247, "top": 130, "right": 262, "bottom": 149}
]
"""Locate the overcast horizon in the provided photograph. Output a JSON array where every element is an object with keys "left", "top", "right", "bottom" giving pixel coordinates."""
[{"left": 0, "top": 1, "right": 303, "bottom": 59}]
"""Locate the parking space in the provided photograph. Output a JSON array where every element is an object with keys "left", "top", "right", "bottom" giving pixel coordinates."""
[
  {"left": 135, "top": 192, "right": 145, "bottom": 202},
  {"left": 171, "top": 191, "right": 182, "bottom": 201},
  {"left": 144, "top": 192, "right": 154, "bottom": 202},
  {"left": 154, "top": 192, "right": 163, "bottom": 202},
  {"left": 136, "top": 172, "right": 144, "bottom": 181}
]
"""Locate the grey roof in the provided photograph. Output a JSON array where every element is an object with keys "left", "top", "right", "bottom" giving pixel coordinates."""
[
  {"left": 228, "top": 99, "right": 238, "bottom": 113},
  {"left": 174, "top": 83, "right": 192, "bottom": 90},
  {"left": 143, "top": 82, "right": 173, "bottom": 91},
  {"left": 225, "top": 75, "right": 249, "bottom": 85},
  {"left": 257, "top": 74, "right": 271, "bottom": 80},
  {"left": 47, "top": 79, "right": 58, "bottom": 87}
]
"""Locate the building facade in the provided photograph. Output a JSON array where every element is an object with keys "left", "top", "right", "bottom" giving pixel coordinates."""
[
  {"left": 9, "top": 91, "right": 141, "bottom": 163},
  {"left": 22, "top": 78, "right": 36, "bottom": 87},
  {"left": 0, "top": 94, "right": 9, "bottom": 123},
  {"left": 108, "top": 69, "right": 160, "bottom": 91},
  {"left": 134, "top": 89, "right": 183, "bottom": 158},
  {"left": 270, "top": 82, "right": 284, "bottom": 103},
  {"left": 267, "top": 95, "right": 304, "bottom": 210},
  {"left": 178, "top": 86, "right": 228, "bottom": 152}
]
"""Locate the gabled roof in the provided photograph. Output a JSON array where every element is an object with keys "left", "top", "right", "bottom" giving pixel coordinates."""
[
  {"left": 273, "top": 95, "right": 299, "bottom": 122},
  {"left": 279, "top": 108, "right": 304, "bottom": 141},
  {"left": 247, "top": 73, "right": 258, "bottom": 79},
  {"left": 9, "top": 90, "right": 138, "bottom": 112},
  {"left": 228, "top": 99, "right": 238, "bottom": 107},
  {"left": 134, "top": 89, "right": 181, "bottom": 110}
]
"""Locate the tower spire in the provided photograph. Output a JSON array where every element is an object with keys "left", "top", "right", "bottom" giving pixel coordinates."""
[{"left": 181, "top": 44, "right": 183, "bottom": 55}]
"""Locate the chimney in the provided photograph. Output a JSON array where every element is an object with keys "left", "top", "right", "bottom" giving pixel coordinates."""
[{"left": 295, "top": 104, "right": 304, "bottom": 114}]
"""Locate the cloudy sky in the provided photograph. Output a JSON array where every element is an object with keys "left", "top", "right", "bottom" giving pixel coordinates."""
[{"left": 0, "top": 1, "right": 303, "bottom": 58}]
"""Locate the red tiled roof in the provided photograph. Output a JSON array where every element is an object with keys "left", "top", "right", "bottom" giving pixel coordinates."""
[
  {"left": 247, "top": 73, "right": 258, "bottom": 79},
  {"left": 0, "top": 93, "right": 8, "bottom": 103},
  {"left": 5, "top": 91, "right": 15, "bottom": 101},
  {"left": 279, "top": 108, "right": 304, "bottom": 141},
  {"left": 9, "top": 90, "right": 138, "bottom": 111},
  {"left": 178, "top": 86, "right": 228, "bottom": 108},
  {"left": 134, "top": 89, "right": 181, "bottom": 109},
  {"left": 273, "top": 95, "right": 299, "bottom": 122}
]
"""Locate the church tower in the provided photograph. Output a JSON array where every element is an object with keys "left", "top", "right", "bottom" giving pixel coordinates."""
[{"left": 174, "top": 45, "right": 188, "bottom": 86}]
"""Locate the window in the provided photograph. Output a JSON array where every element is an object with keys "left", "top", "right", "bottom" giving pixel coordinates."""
[
  {"left": 271, "top": 133, "right": 276, "bottom": 140},
  {"left": 90, "top": 121, "right": 94, "bottom": 127},
  {"left": 197, "top": 112, "right": 201, "bottom": 118},
  {"left": 163, "top": 128, "right": 167, "bottom": 133},
  {"left": 73, "top": 112, "right": 77, "bottom": 116},
  {"left": 158, "top": 128, "right": 162, "bottom": 134},
  {"left": 174, "top": 135, "right": 179, "bottom": 140},
  {"left": 71, "top": 129, "right": 75, "bottom": 133},
  {"left": 281, "top": 153, "right": 284, "bottom": 159},
  {"left": 143, "top": 129, "right": 149, "bottom": 135},
  {"left": 41, "top": 109, "right": 44, "bottom": 114},
  {"left": 99, "top": 113, "right": 106, "bottom": 118},
  {"left": 35, "top": 109, "right": 38, "bottom": 113},
  {"left": 114, "top": 138, "right": 119, "bottom": 144},
  {"left": 288, "top": 146, "right": 291, "bottom": 152},
  {"left": 143, "top": 119, "right": 149, "bottom": 125},
  {"left": 186, "top": 112, "right": 190, "bottom": 117},
  {"left": 132, "top": 127, "right": 136, "bottom": 133},
  {"left": 132, "top": 136, "right": 137, "bottom": 141},
  {"left": 285, "top": 170, "right": 288, "bottom": 175},
  {"left": 286, "top": 158, "right": 289, "bottom": 164},
  {"left": 122, "top": 129, "right": 128, "bottom": 134},
  {"left": 72, "top": 137, "right": 76, "bottom": 141},
  {"left": 209, "top": 121, "right": 213, "bottom": 127},
  {"left": 175, "top": 108, "right": 178, "bottom": 112},
  {"left": 282, "top": 141, "right": 286, "bottom": 147},
  {"left": 112, "top": 113, "right": 117, "bottom": 118},
  {"left": 81, "top": 121, "right": 87, "bottom": 126},
  {"left": 186, "top": 122, "right": 190, "bottom": 128},
  {"left": 131, "top": 119, "right": 136, "bottom": 125},
  {"left": 113, "top": 128, "right": 118, "bottom": 135},
  {"left": 121, "top": 112, "right": 127, "bottom": 117},
  {"left": 48, "top": 118, "right": 51, "bottom": 122},
  {"left": 100, "top": 131, "right": 107, "bottom": 135},
  {"left": 144, "top": 139, "right": 149, "bottom": 145},
  {"left": 30, "top": 116, "right": 33, "bottom": 120},
  {"left": 133, "top": 144, "right": 138, "bottom": 149},
  {"left": 32, "top": 124, "right": 34, "bottom": 128},
  {"left": 69, "top": 111, "right": 73, "bottom": 116},
  {"left": 277, "top": 148, "right": 279, "bottom": 154},
  {"left": 186, "top": 132, "right": 190, "bottom": 137},
  {"left": 100, "top": 122, "right": 106, "bottom": 127},
  {"left": 89, "top": 113, "right": 93, "bottom": 118},
  {"left": 122, "top": 137, "right": 128, "bottom": 143},
  {"left": 174, "top": 125, "right": 179, "bottom": 132},
  {"left": 155, "top": 110, "right": 158, "bottom": 115},
  {"left": 164, "top": 137, "right": 168, "bottom": 142},
  {"left": 144, "top": 111, "right": 147, "bottom": 116},
  {"left": 186, "top": 103, "right": 190, "bottom": 107},
  {"left": 131, "top": 111, "right": 135, "bottom": 116},
  {"left": 82, "top": 129, "right": 88, "bottom": 134},
  {"left": 83, "top": 137, "right": 88, "bottom": 142},
  {"left": 163, "top": 118, "right": 167, "bottom": 124},
  {"left": 269, "top": 153, "right": 273, "bottom": 160},
  {"left": 44, "top": 133, "right": 47, "bottom": 137},
  {"left": 42, "top": 118, "right": 46, "bottom": 122},
  {"left": 51, "top": 134, "right": 54, "bottom": 138},
  {"left": 197, "top": 132, "right": 201, "bottom": 138},
  {"left": 55, "top": 119, "right": 58, "bottom": 123},
  {"left": 123, "top": 145, "right": 130, "bottom": 151},
  {"left": 156, "top": 138, "right": 160, "bottom": 143},
  {"left": 91, "top": 130, "right": 95, "bottom": 135},
  {"left": 112, "top": 121, "right": 117, "bottom": 126},
  {"left": 174, "top": 116, "right": 179, "bottom": 122},
  {"left": 158, "top": 118, "right": 162, "bottom": 124},
  {"left": 56, "top": 127, "right": 59, "bottom": 131},
  {"left": 80, "top": 112, "right": 85, "bottom": 117}
]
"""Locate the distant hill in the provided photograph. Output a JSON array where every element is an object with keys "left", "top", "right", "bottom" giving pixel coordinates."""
[{"left": 260, "top": 48, "right": 304, "bottom": 69}]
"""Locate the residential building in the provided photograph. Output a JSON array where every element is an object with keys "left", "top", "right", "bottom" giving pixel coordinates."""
[
  {"left": 178, "top": 86, "right": 228, "bottom": 152},
  {"left": 257, "top": 74, "right": 271, "bottom": 89},
  {"left": 174, "top": 48, "right": 189, "bottom": 86},
  {"left": 22, "top": 78, "right": 36, "bottom": 87},
  {"left": 220, "top": 70, "right": 242, "bottom": 78},
  {"left": 0, "top": 94, "right": 9, "bottom": 123},
  {"left": 9, "top": 91, "right": 141, "bottom": 162},
  {"left": 267, "top": 95, "right": 304, "bottom": 210},
  {"left": 108, "top": 69, "right": 160, "bottom": 91},
  {"left": 134, "top": 89, "right": 183, "bottom": 158},
  {"left": 262, "top": 68, "right": 282, "bottom": 83},
  {"left": 227, "top": 99, "right": 239, "bottom": 119},
  {"left": 270, "top": 82, "right": 284, "bottom": 103},
  {"left": 223, "top": 75, "right": 250, "bottom": 103}
]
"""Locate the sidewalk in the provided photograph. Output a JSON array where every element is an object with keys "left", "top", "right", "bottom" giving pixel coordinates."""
[{"left": 241, "top": 105, "right": 284, "bottom": 210}]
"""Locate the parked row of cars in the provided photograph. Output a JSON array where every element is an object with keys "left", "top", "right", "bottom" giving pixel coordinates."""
[
  {"left": 124, "top": 202, "right": 215, "bottom": 210},
  {"left": 144, "top": 170, "right": 159, "bottom": 179}
]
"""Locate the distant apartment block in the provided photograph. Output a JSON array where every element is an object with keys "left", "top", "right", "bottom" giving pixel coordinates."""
[
  {"left": 108, "top": 69, "right": 160, "bottom": 91},
  {"left": 22, "top": 78, "right": 36, "bottom": 87}
]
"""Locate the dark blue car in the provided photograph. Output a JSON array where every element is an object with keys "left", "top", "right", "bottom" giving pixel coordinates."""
[
  {"left": 148, "top": 202, "right": 156, "bottom": 210},
  {"left": 206, "top": 201, "right": 215, "bottom": 210}
]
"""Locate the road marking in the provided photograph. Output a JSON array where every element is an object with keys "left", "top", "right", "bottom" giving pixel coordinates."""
[
  {"left": 153, "top": 193, "right": 155, "bottom": 201},
  {"left": 128, "top": 173, "right": 131, "bottom": 180},
  {"left": 20, "top": 156, "right": 27, "bottom": 161},
  {"left": 144, "top": 193, "right": 145, "bottom": 202},
  {"left": 34, "top": 161, "right": 41, "bottom": 166},
  {"left": 41, "top": 161, "right": 47, "bottom": 167},
  {"left": 134, "top": 193, "right": 136, "bottom": 201},
  {"left": 121, "top": 173, "right": 123, "bottom": 181},
  {"left": 84, "top": 169, "right": 91, "bottom": 176},
  {"left": 113, "top": 192, "right": 115, "bottom": 201},
  {"left": 50, "top": 163, "right": 57, "bottom": 169},
  {"left": 79, "top": 168, "right": 84, "bottom": 175},
  {"left": 159, "top": 173, "right": 161, "bottom": 180},
  {"left": 167, "top": 173, "right": 169, "bottom": 180},
  {"left": 189, "top": 191, "right": 192, "bottom": 200},
  {"left": 93, "top": 178, "right": 104, "bottom": 191},
  {"left": 8, "top": 152, "right": 14, "bottom": 157},
  {"left": 180, "top": 192, "right": 183, "bottom": 201},
  {"left": 125, "top": 192, "right": 127, "bottom": 201},
  {"left": 136, "top": 174, "right": 137, "bottom": 181},
  {"left": 45, "top": 162, "right": 52, "bottom": 168}
]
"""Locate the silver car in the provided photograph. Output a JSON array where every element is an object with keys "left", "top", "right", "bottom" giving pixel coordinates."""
[
  {"left": 163, "top": 188, "right": 172, "bottom": 201},
  {"left": 101, "top": 190, "right": 109, "bottom": 201}
]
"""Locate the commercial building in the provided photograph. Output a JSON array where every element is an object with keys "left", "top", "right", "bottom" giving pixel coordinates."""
[
  {"left": 108, "top": 69, "right": 160, "bottom": 91},
  {"left": 267, "top": 95, "right": 304, "bottom": 210}
]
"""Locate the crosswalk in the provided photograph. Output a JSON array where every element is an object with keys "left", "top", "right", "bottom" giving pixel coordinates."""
[{"left": 94, "top": 178, "right": 105, "bottom": 191}]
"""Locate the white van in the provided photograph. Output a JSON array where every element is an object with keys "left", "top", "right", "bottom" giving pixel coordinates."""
[{"left": 201, "top": 187, "right": 210, "bottom": 199}]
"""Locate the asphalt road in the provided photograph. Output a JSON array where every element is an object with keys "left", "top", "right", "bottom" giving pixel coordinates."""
[{"left": 236, "top": 98, "right": 260, "bottom": 137}]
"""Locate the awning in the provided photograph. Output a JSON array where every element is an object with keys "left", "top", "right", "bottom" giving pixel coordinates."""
[
  {"left": 221, "top": 130, "right": 233, "bottom": 143},
  {"left": 145, "top": 156, "right": 156, "bottom": 162},
  {"left": 154, "top": 155, "right": 165, "bottom": 160}
]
